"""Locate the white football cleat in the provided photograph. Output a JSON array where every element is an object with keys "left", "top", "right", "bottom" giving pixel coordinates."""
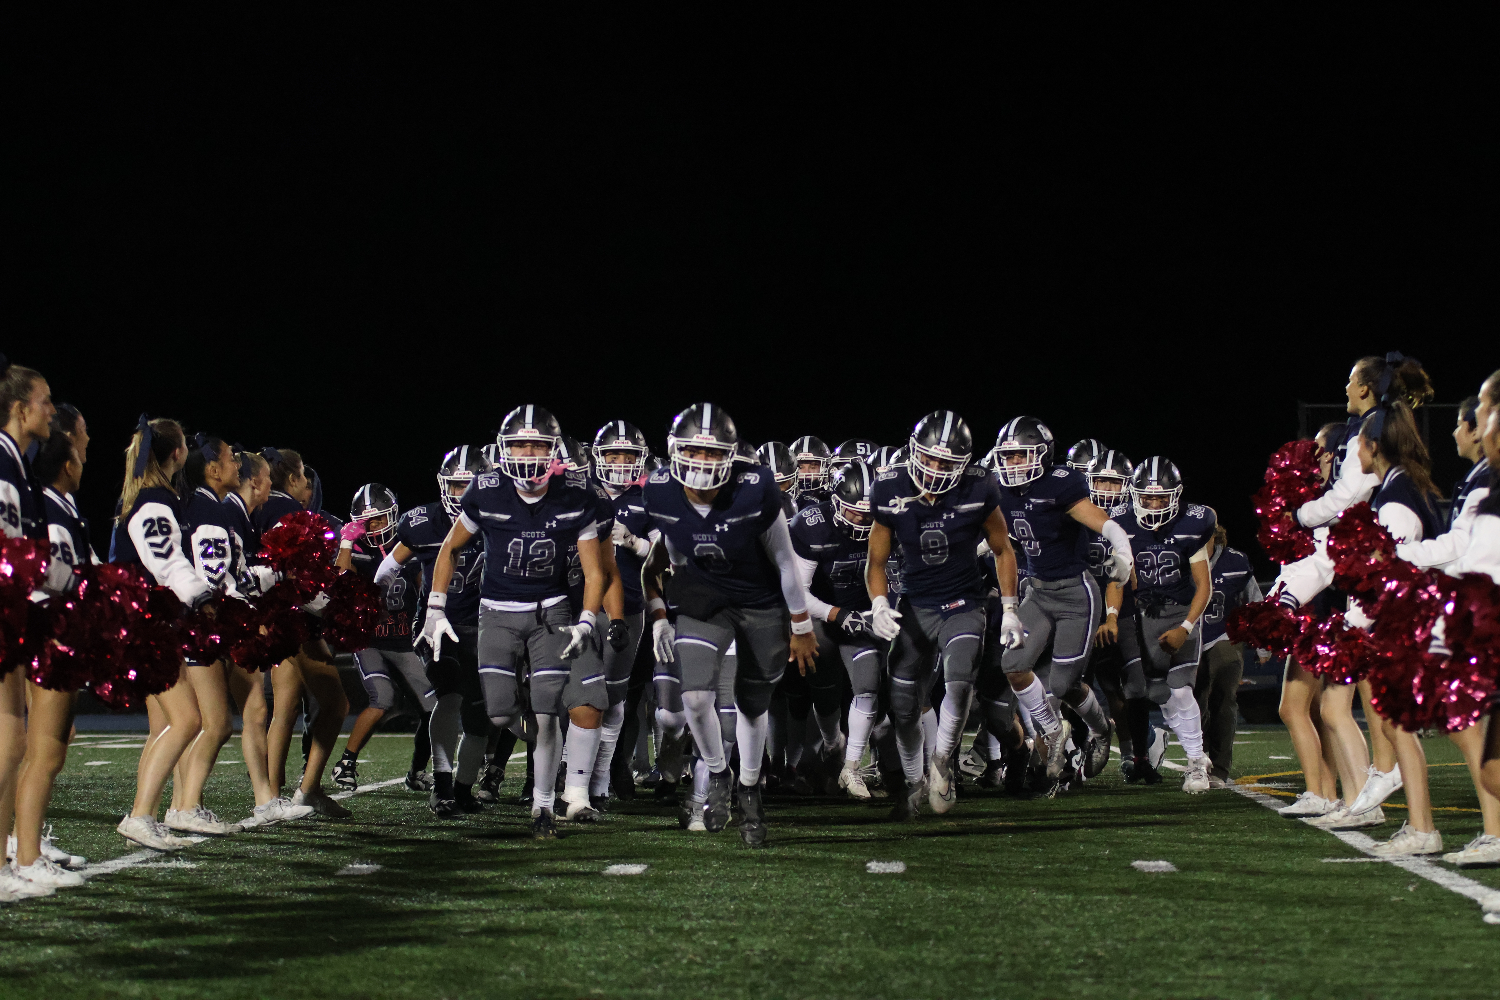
[
  {"left": 838, "top": 762, "right": 871, "bottom": 800},
  {"left": 1369, "top": 821, "right": 1442, "bottom": 857},
  {"left": 1442, "top": 834, "right": 1500, "bottom": 867},
  {"left": 14, "top": 857, "right": 86, "bottom": 889},
  {"left": 1348, "top": 765, "right": 1403, "bottom": 815},
  {"left": 1278, "top": 792, "right": 1336, "bottom": 817},
  {"left": 1182, "top": 757, "right": 1210, "bottom": 794},
  {"left": 117, "top": 815, "right": 192, "bottom": 851},
  {"left": 165, "top": 806, "right": 242, "bottom": 836},
  {"left": 1147, "top": 726, "right": 1169, "bottom": 770},
  {"left": 928, "top": 754, "right": 956, "bottom": 814}
]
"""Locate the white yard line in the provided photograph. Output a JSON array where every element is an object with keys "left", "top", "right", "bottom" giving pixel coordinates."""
[{"left": 1232, "top": 783, "right": 1500, "bottom": 918}]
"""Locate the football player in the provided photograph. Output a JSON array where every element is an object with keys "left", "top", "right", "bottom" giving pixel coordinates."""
[
  {"left": 791, "top": 435, "right": 833, "bottom": 511},
  {"left": 833, "top": 439, "right": 879, "bottom": 464},
  {"left": 422, "top": 406, "right": 611, "bottom": 840},
  {"left": 333, "top": 484, "right": 439, "bottom": 804},
  {"left": 641, "top": 403, "right": 817, "bottom": 846},
  {"left": 1082, "top": 449, "right": 1137, "bottom": 774},
  {"left": 1114, "top": 458, "right": 1216, "bottom": 794},
  {"left": 1065, "top": 438, "right": 1105, "bottom": 472},
  {"left": 866, "top": 410, "right": 1022, "bottom": 819},
  {"left": 983, "top": 418, "right": 1134, "bottom": 794},
  {"left": 757, "top": 441, "right": 798, "bottom": 495},
  {"left": 791, "top": 459, "right": 883, "bottom": 798}
]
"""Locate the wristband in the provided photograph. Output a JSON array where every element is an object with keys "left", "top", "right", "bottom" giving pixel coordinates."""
[
  {"left": 1106, "top": 607, "right": 1119, "bottom": 618},
  {"left": 1180, "top": 618, "right": 1196, "bottom": 635},
  {"left": 645, "top": 597, "right": 666, "bottom": 615},
  {"left": 427, "top": 592, "right": 447, "bottom": 609},
  {"left": 790, "top": 616, "right": 815, "bottom": 635},
  {"left": 1001, "top": 596, "right": 1018, "bottom": 610},
  {"left": 339, "top": 539, "right": 354, "bottom": 551},
  {"left": 579, "top": 609, "right": 598, "bottom": 629}
]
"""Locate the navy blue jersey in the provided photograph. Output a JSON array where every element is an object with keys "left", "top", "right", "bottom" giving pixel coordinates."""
[
  {"left": 600, "top": 479, "right": 651, "bottom": 614},
  {"left": 1084, "top": 508, "right": 1135, "bottom": 617},
  {"left": 1372, "top": 467, "right": 1443, "bottom": 542},
  {"left": 42, "top": 487, "right": 92, "bottom": 571},
  {"left": 109, "top": 486, "right": 186, "bottom": 571},
  {"left": 1115, "top": 503, "right": 1216, "bottom": 609},
  {"left": 253, "top": 491, "right": 304, "bottom": 535},
  {"left": 1203, "top": 545, "right": 1257, "bottom": 644},
  {"left": 996, "top": 466, "right": 1090, "bottom": 581},
  {"left": 461, "top": 473, "right": 603, "bottom": 605},
  {"left": 222, "top": 491, "right": 259, "bottom": 561},
  {"left": 397, "top": 502, "right": 485, "bottom": 627},
  {"left": 0, "top": 430, "right": 46, "bottom": 541},
  {"left": 642, "top": 464, "right": 787, "bottom": 612},
  {"left": 777, "top": 489, "right": 797, "bottom": 521},
  {"left": 789, "top": 501, "right": 871, "bottom": 612},
  {"left": 348, "top": 536, "right": 423, "bottom": 649},
  {"left": 1452, "top": 459, "right": 1490, "bottom": 530},
  {"left": 565, "top": 478, "right": 617, "bottom": 613},
  {"left": 795, "top": 488, "right": 829, "bottom": 514},
  {"left": 871, "top": 464, "right": 1000, "bottom": 611}
]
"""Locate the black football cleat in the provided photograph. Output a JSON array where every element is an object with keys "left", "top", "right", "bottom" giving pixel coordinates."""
[
  {"left": 474, "top": 764, "right": 504, "bottom": 803},
  {"left": 737, "top": 782, "right": 767, "bottom": 847},
  {"left": 406, "top": 769, "right": 434, "bottom": 793},
  {"left": 332, "top": 753, "right": 359, "bottom": 791},
  {"left": 531, "top": 809, "right": 558, "bottom": 840},
  {"left": 705, "top": 768, "right": 734, "bottom": 832},
  {"left": 454, "top": 786, "right": 483, "bottom": 814},
  {"left": 427, "top": 792, "right": 459, "bottom": 819}
]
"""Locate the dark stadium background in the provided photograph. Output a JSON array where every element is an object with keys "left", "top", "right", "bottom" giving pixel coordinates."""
[{"left": 9, "top": 21, "right": 1492, "bottom": 578}]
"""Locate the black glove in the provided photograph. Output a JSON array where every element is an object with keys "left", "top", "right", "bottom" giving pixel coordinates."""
[
  {"left": 607, "top": 617, "right": 629, "bottom": 651},
  {"left": 831, "top": 607, "right": 872, "bottom": 636}
]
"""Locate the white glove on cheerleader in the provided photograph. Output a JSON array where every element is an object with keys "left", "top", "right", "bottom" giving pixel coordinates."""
[
  {"left": 652, "top": 617, "right": 676, "bottom": 662},
  {"left": 870, "top": 595, "right": 902, "bottom": 641}
]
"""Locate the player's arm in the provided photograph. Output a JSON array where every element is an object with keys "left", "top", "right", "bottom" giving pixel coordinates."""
[
  {"left": 1067, "top": 499, "right": 1134, "bottom": 581},
  {"left": 641, "top": 534, "right": 670, "bottom": 620},
  {"left": 1096, "top": 580, "right": 1124, "bottom": 644},
  {"left": 983, "top": 507, "right": 1018, "bottom": 599},
  {"left": 576, "top": 535, "right": 606, "bottom": 617},
  {"left": 1160, "top": 545, "right": 1213, "bottom": 652},
  {"left": 759, "top": 511, "right": 817, "bottom": 673},
  {"left": 865, "top": 521, "right": 891, "bottom": 601},
  {"left": 597, "top": 531, "right": 625, "bottom": 620}
]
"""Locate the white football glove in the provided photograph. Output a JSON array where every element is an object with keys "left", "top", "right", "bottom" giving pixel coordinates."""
[
  {"left": 611, "top": 520, "right": 652, "bottom": 559},
  {"left": 1000, "top": 607, "right": 1025, "bottom": 650},
  {"left": 652, "top": 617, "right": 676, "bottom": 662},
  {"left": 870, "top": 595, "right": 902, "bottom": 641},
  {"left": 1103, "top": 551, "right": 1133, "bottom": 583},
  {"left": 559, "top": 614, "right": 596, "bottom": 660},
  {"left": 244, "top": 564, "right": 278, "bottom": 596},
  {"left": 417, "top": 601, "right": 459, "bottom": 661},
  {"left": 302, "top": 591, "right": 331, "bottom": 615}
]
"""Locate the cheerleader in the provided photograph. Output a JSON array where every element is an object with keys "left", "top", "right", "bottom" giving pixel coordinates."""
[
  {"left": 108, "top": 417, "right": 218, "bottom": 851},
  {"left": 253, "top": 448, "right": 351, "bottom": 818},
  {"left": 0, "top": 359, "right": 62, "bottom": 899},
  {"left": 158, "top": 435, "right": 249, "bottom": 836}
]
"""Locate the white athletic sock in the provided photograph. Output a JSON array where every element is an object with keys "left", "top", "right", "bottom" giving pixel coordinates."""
[
  {"left": 429, "top": 693, "right": 462, "bottom": 774},
  {"left": 565, "top": 725, "right": 602, "bottom": 792},
  {"left": 455, "top": 731, "right": 486, "bottom": 785},
  {"left": 846, "top": 693, "right": 877, "bottom": 765},
  {"left": 736, "top": 711, "right": 770, "bottom": 786},
  {"left": 1164, "top": 686, "right": 1205, "bottom": 759},
  {"left": 1075, "top": 687, "right": 1110, "bottom": 738},
  {"left": 590, "top": 702, "right": 626, "bottom": 798},
  {"left": 894, "top": 720, "right": 925, "bottom": 784},
  {"left": 814, "top": 708, "right": 842, "bottom": 749},
  {"left": 681, "top": 691, "right": 727, "bottom": 773},
  {"left": 920, "top": 708, "right": 938, "bottom": 771},
  {"left": 691, "top": 757, "right": 710, "bottom": 802},
  {"left": 532, "top": 715, "right": 562, "bottom": 814},
  {"left": 986, "top": 730, "right": 1002, "bottom": 759},
  {"left": 1014, "top": 677, "right": 1060, "bottom": 734},
  {"left": 936, "top": 682, "right": 972, "bottom": 757}
]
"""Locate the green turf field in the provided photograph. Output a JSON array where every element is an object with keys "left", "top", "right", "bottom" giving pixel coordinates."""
[{"left": 3, "top": 726, "right": 1498, "bottom": 1000}]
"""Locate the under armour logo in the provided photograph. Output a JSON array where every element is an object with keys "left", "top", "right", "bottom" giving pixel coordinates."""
[{"left": 546, "top": 519, "right": 558, "bottom": 528}]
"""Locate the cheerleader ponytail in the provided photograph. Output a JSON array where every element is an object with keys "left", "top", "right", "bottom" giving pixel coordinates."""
[
  {"left": 118, "top": 415, "right": 185, "bottom": 524},
  {"left": 1355, "top": 352, "right": 1435, "bottom": 410}
]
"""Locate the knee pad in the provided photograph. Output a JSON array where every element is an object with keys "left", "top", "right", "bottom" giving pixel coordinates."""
[
  {"left": 479, "top": 668, "right": 520, "bottom": 721},
  {"left": 943, "top": 680, "right": 973, "bottom": 708},
  {"left": 656, "top": 707, "right": 687, "bottom": 733},
  {"left": 888, "top": 676, "right": 921, "bottom": 725},
  {"left": 981, "top": 694, "right": 1015, "bottom": 736},
  {"left": 602, "top": 701, "right": 626, "bottom": 731}
]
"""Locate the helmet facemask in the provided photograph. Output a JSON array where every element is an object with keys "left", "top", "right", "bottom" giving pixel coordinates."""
[
  {"left": 496, "top": 430, "right": 558, "bottom": 486},
  {"left": 670, "top": 441, "right": 735, "bottom": 491},
  {"left": 593, "top": 444, "right": 647, "bottom": 486},
  {"left": 834, "top": 498, "right": 873, "bottom": 541},
  {"left": 357, "top": 505, "right": 400, "bottom": 548},
  {"left": 438, "top": 471, "right": 473, "bottom": 519},
  {"left": 993, "top": 443, "right": 1047, "bottom": 487},
  {"left": 1131, "top": 485, "right": 1182, "bottom": 530},
  {"left": 908, "top": 438, "right": 968, "bottom": 494},
  {"left": 1087, "top": 474, "right": 1128, "bottom": 511}
]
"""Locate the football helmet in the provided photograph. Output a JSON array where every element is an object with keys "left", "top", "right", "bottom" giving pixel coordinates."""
[
  {"left": 908, "top": 410, "right": 972, "bottom": 494},
  {"left": 350, "top": 483, "right": 399, "bottom": 548},
  {"left": 1131, "top": 457, "right": 1183, "bottom": 530},
  {"left": 831, "top": 460, "right": 876, "bottom": 541},
  {"left": 554, "top": 435, "right": 590, "bottom": 473},
  {"left": 833, "top": 438, "right": 879, "bottom": 464},
  {"left": 668, "top": 402, "right": 738, "bottom": 491},
  {"left": 992, "top": 416, "right": 1055, "bottom": 488},
  {"left": 592, "top": 420, "right": 649, "bottom": 486},
  {"left": 1066, "top": 438, "right": 1105, "bottom": 472},
  {"left": 437, "top": 445, "right": 492, "bottom": 520},
  {"left": 496, "top": 405, "right": 562, "bottom": 485},
  {"left": 480, "top": 442, "right": 499, "bottom": 467},
  {"left": 1085, "top": 449, "right": 1134, "bottom": 512},
  {"left": 757, "top": 441, "right": 797, "bottom": 488},
  {"left": 872, "top": 445, "right": 901, "bottom": 472},
  {"left": 790, "top": 435, "right": 832, "bottom": 492}
]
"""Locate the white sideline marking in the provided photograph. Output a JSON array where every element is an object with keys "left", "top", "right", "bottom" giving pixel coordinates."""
[
  {"left": 1269, "top": 755, "right": 1292, "bottom": 760},
  {"left": 330, "top": 777, "right": 407, "bottom": 801},
  {"left": 866, "top": 861, "right": 906, "bottom": 874},
  {"left": 84, "top": 761, "right": 110, "bottom": 766},
  {"left": 1232, "top": 783, "right": 1500, "bottom": 919},
  {"left": 1323, "top": 857, "right": 1387, "bottom": 863},
  {"left": 1132, "top": 860, "right": 1177, "bottom": 873},
  {"left": 337, "top": 863, "right": 383, "bottom": 876},
  {"left": 135, "top": 860, "right": 200, "bottom": 869},
  {"left": 603, "top": 863, "right": 649, "bottom": 876}
]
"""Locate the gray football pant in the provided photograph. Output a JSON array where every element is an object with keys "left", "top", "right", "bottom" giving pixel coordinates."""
[{"left": 1118, "top": 601, "right": 1203, "bottom": 705}]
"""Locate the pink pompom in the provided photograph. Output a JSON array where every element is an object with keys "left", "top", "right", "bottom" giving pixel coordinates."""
[
  {"left": 320, "top": 572, "right": 384, "bottom": 652},
  {"left": 0, "top": 536, "right": 52, "bottom": 676},
  {"left": 259, "top": 511, "right": 338, "bottom": 602},
  {"left": 1251, "top": 441, "right": 1323, "bottom": 564}
]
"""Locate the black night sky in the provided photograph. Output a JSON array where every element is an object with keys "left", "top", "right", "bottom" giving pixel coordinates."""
[{"left": 8, "top": 17, "right": 1494, "bottom": 574}]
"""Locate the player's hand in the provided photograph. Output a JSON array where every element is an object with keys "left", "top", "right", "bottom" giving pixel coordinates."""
[
  {"left": 559, "top": 619, "right": 594, "bottom": 659},
  {"left": 1257, "top": 650, "right": 1272, "bottom": 664},
  {"left": 1000, "top": 609, "right": 1025, "bottom": 650},
  {"left": 1159, "top": 627, "right": 1188, "bottom": 653},
  {"left": 652, "top": 617, "right": 676, "bottom": 663},
  {"left": 789, "top": 630, "right": 818, "bottom": 675},
  {"left": 835, "top": 609, "right": 872, "bottom": 636},
  {"left": 1095, "top": 618, "right": 1118, "bottom": 645},
  {"left": 340, "top": 521, "right": 367, "bottom": 544},
  {"left": 871, "top": 595, "right": 902, "bottom": 640},
  {"left": 607, "top": 618, "right": 629, "bottom": 651},
  {"left": 1103, "top": 551, "right": 1133, "bottom": 584},
  {"left": 417, "top": 606, "right": 459, "bottom": 661}
]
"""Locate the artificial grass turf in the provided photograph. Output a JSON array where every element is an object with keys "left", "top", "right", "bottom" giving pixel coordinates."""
[{"left": 4, "top": 727, "right": 1499, "bottom": 1000}]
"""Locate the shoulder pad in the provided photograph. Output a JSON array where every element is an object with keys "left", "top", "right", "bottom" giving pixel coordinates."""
[
  {"left": 877, "top": 470, "right": 897, "bottom": 481},
  {"left": 476, "top": 472, "right": 501, "bottom": 489},
  {"left": 649, "top": 469, "right": 672, "bottom": 484},
  {"left": 737, "top": 471, "right": 761, "bottom": 485},
  {"left": 965, "top": 466, "right": 985, "bottom": 477},
  {"left": 1051, "top": 468, "right": 1070, "bottom": 479}
]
